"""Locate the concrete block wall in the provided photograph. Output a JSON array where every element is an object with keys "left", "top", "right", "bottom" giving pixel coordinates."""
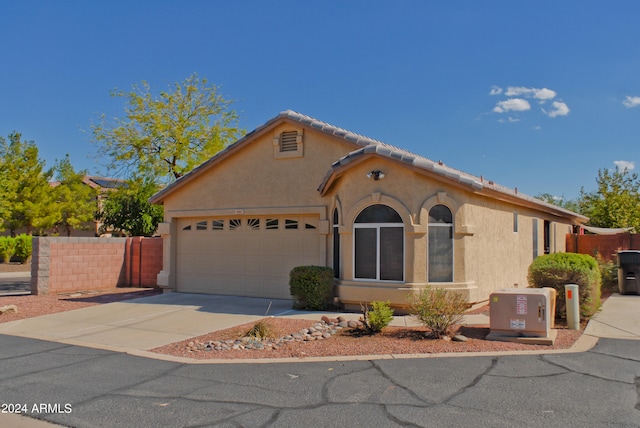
[{"left": 31, "top": 237, "right": 163, "bottom": 295}]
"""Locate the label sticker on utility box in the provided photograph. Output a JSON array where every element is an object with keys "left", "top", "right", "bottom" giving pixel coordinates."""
[
  {"left": 510, "top": 319, "right": 526, "bottom": 329},
  {"left": 516, "top": 295, "right": 528, "bottom": 315}
]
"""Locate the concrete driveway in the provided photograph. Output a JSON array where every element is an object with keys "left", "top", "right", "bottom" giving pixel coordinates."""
[{"left": 0, "top": 293, "right": 308, "bottom": 352}]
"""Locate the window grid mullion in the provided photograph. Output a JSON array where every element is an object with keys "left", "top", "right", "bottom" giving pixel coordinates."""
[{"left": 376, "top": 227, "right": 381, "bottom": 280}]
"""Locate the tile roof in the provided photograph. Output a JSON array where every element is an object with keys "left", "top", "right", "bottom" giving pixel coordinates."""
[{"left": 149, "top": 110, "right": 587, "bottom": 222}]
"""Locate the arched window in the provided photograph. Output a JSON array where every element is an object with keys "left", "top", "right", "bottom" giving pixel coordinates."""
[
  {"left": 428, "top": 204, "right": 453, "bottom": 282},
  {"left": 332, "top": 208, "right": 340, "bottom": 278},
  {"left": 354, "top": 205, "right": 404, "bottom": 281}
]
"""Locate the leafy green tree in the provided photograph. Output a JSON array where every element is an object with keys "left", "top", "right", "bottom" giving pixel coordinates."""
[
  {"left": 0, "top": 132, "right": 56, "bottom": 235},
  {"left": 578, "top": 167, "right": 640, "bottom": 231},
  {"left": 97, "top": 177, "right": 163, "bottom": 236},
  {"left": 92, "top": 73, "right": 242, "bottom": 184},
  {"left": 53, "top": 154, "right": 99, "bottom": 236}
]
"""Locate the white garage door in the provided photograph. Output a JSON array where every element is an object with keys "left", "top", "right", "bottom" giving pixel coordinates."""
[{"left": 176, "top": 216, "right": 322, "bottom": 299}]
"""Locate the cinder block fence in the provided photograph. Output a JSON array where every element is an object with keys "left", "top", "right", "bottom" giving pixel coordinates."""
[{"left": 31, "top": 237, "right": 163, "bottom": 295}]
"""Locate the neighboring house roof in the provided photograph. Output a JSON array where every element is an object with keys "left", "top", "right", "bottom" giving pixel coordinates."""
[
  {"left": 149, "top": 110, "right": 588, "bottom": 223},
  {"left": 50, "top": 176, "right": 126, "bottom": 190},
  {"left": 82, "top": 176, "right": 127, "bottom": 190}
]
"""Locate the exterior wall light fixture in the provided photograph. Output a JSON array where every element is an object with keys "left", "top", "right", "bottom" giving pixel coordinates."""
[{"left": 367, "top": 170, "right": 385, "bottom": 180}]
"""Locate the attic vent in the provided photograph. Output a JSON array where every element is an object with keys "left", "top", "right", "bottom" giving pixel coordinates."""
[
  {"left": 273, "top": 129, "right": 303, "bottom": 159},
  {"left": 279, "top": 131, "right": 299, "bottom": 152}
]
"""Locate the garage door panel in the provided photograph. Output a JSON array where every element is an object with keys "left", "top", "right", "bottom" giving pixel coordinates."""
[{"left": 176, "top": 216, "right": 322, "bottom": 299}]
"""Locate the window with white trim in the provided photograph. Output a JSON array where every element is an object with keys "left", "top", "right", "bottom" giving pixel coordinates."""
[
  {"left": 354, "top": 204, "right": 404, "bottom": 281},
  {"left": 333, "top": 209, "right": 340, "bottom": 278},
  {"left": 428, "top": 205, "right": 453, "bottom": 282}
]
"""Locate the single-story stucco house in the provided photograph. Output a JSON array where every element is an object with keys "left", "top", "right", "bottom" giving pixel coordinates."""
[{"left": 149, "top": 110, "right": 588, "bottom": 309}]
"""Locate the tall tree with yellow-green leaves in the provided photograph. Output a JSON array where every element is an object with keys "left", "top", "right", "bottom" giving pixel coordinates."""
[
  {"left": 91, "top": 73, "right": 242, "bottom": 236},
  {"left": 91, "top": 73, "right": 242, "bottom": 184}
]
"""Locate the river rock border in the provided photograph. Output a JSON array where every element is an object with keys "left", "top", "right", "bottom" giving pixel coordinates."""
[{"left": 187, "top": 315, "right": 363, "bottom": 353}]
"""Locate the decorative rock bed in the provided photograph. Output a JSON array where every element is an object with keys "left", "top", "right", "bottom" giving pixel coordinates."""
[{"left": 187, "top": 315, "right": 364, "bottom": 353}]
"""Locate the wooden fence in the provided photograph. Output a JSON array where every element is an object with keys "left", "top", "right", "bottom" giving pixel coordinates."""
[{"left": 566, "top": 233, "right": 640, "bottom": 261}]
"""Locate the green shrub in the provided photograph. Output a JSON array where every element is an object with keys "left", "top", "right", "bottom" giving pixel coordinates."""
[
  {"left": 596, "top": 255, "right": 618, "bottom": 294},
  {"left": 289, "top": 266, "right": 334, "bottom": 310},
  {"left": 0, "top": 236, "right": 16, "bottom": 263},
  {"left": 14, "top": 234, "right": 32, "bottom": 264},
  {"left": 407, "top": 287, "right": 468, "bottom": 338},
  {"left": 528, "top": 252, "right": 601, "bottom": 320},
  {"left": 360, "top": 301, "right": 394, "bottom": 333}
]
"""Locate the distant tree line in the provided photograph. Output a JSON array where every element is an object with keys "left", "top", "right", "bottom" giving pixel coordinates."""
[
  {"left": 0, "top": 73, "right": 241, "bottom": 237},
  {"left": 536, "top": 166, "right": 640, "bottom": 232},
  {"left": 0, "top": 133, "right": 96, "bottom": 236}
]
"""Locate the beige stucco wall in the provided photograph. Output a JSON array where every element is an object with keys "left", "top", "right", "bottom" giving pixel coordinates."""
[
  {"left": 157, "top": 123, "right": 351, "bottom": 289},
  {"left": 161, "top": 123, "right": 347, "bottom": 216},
  {"left": 324, "top": 156, "right": 575, "bottom": 308},
  {"left": 156, "top": 118, "right": 578, "bottom": 309}
]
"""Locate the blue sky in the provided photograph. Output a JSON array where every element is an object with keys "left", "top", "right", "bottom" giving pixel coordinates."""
[{"left": 1, "top": 1, "right": 639, "bottom": 201}]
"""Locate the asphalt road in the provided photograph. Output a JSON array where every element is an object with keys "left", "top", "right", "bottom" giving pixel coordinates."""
[
  {"left": 0, "top": 335, "right": 638, "bottom": 427},
  {"left": 0, "top": 273, "right": 31, "bottom": 295}
]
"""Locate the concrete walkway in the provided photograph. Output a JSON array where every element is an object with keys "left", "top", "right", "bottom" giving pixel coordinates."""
[{"left": 583, "top": 294, "right": 640, "bottom": 340}]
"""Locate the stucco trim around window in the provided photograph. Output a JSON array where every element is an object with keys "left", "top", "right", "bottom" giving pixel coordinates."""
[
  {"left": 419, "top": 192, "right": 473, "bottom": 236},
  {"left": 344, "top": 193, "right": 414, "bottom": 232}
]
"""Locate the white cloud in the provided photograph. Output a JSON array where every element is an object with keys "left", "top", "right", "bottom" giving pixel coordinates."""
[
  {"left": 498, "top": 116, "right": 522, "bottom": 123},
  {"left": 533, "top": 88, "right": 557, "bottom": 101},
  {"left": 489, "top": 85, "right": 568, "bottom": 119},
  {"left": 505, "top": 86, "right": 556, "bottom": 102},
  {"left": 623, "top": 96, "right": 640, "bottom": 108},
  {"left": 493, "top": 98, "right": 531, "bottom": 113},
  {"left": 490, "top": 85, "right": 503, "bottom": 96},
  {"left": 504, "top": 86, "right": 532, "bottom": 97},
  {"left": 543, "top": 101, "right": 570, "bottom": 118},
  {"left": 614, "top": 160, "right": 635, "bottom": 171}
]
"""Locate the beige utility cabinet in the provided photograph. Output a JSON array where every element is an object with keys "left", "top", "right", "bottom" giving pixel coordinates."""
[{"left": 489, "top": 288, "right": 552, "bottom": 337}]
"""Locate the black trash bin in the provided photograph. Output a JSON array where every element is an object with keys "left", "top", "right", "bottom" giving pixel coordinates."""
[{"left": 617, "top": 250, "right": 640, "bottom": 295}]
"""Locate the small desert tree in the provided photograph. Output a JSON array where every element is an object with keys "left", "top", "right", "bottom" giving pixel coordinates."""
[{"left": 98, "top": 177, "right": 163, "bottom": 237}]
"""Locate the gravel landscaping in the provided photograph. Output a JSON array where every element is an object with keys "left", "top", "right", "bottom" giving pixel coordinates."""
[{"left": 150, "top": 314, "right": 583, "bottom": 360}]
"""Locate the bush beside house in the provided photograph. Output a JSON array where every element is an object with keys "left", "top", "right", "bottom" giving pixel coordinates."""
[
  {"left": 528, "top": 253, "right": 601, "bottom": 320},
  {"left": 289, "top": 266, "right": 334, "bottom": 310},
  {"left": 407, "top": 287, "right": 468, "bottom": 338}
]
